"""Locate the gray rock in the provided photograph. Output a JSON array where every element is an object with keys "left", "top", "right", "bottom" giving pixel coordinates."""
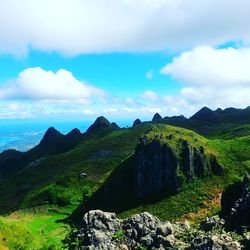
[
  {"left": 201, "top": 216, "right": 225, "bottom": 231},
  {"left": 211, "top": 234, "right": 242, "bottom": 250},
  {"left": 140, "top": 235, "right": 154, "bottom": 247},
  {"left": 221, "top": 175, "right": 250, "bottom": 231},
  {"left": 134, "top": 138, "right": 222, "bottom": 199},
  {"left": 156, "top": 222, "right": 173, "bottom": 236},
  {"left": 191, "top": 236, "right": 214, "bottom": 249},
  {"left": 76, "top": 210, "right": 243, "bottom": 250}
]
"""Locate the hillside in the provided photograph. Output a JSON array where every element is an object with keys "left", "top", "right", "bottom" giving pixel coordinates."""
[
  {"left": 0, "top": 109, "right": 250, "bottom": 249},
  {"left": 85, "top": 125, "right": 223, "bottom": 213}
]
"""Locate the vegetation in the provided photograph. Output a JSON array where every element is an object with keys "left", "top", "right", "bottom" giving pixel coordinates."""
[
  {"left": 0, "top": 118, "right": 250, "bottom": 249},
  {"left": 0, "top": 206, "right": 71, "bottom": 249}
]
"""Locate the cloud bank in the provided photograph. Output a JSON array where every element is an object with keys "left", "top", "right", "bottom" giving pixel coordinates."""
[
  {"left": 0, "top": 67, "right": 105, "bottom": 102},
  {"left": 161, "top": 46, "right": 250, "bottom": 108},
  {"left": 1, "top": 0, "right": 250, "bottom": 56}
]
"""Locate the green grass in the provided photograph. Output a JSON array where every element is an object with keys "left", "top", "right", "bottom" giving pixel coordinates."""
[
  {"left": 118, "top": 125, "right": 250, "bottom": 222},
  {"left": 1, "top": 122, "right": 250, "bottom": 249},
  {"left": 0, "top": 205, "right": 73, "bottom": 249}
]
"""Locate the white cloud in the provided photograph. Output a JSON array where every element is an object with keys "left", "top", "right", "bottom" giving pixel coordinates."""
[
  {"left": 0, "top": 67, "right": 106, "bottom": 102},
  {"left": 1, "top": 0, "right": 250, "bottom": 56},
  {"left": 82, "top": 109, "right": 96, "bottom": 115},
  {"left": 161, "top": 46, "right": 250, "bottom": 87},
  {"left": 161, "top": 46, "right": 250, "bottom": 110},
  {"left": 146, "top": 70, "right": 154, "bottom": 80},
  {"left": 141, "top": 90, "right": 158, "bottom": 102}
]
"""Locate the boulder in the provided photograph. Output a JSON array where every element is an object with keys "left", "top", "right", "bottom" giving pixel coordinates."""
[
  {"left": 76, "top": 210, "right": 244, "bottom": 250},
  {"left": 221, "top": 175, "right": 250, "bottom": 231}
]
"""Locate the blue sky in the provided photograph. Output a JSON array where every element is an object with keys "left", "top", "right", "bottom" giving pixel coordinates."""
[
  {"left": 0, "top": 51, "right": 180, "bottom": 97},
  {"left": 0, "top": 0, "right": 250, "bottom": 122}
]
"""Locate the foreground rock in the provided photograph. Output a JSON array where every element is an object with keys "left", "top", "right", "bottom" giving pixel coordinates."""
[
  {"left": 74, "top": 210, "right": 243, "bottom": 250},
  {"left": 221, "top": 174, "right": 250, "bottom": 231}
]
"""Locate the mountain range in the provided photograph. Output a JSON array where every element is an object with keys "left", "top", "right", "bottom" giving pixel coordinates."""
[{"left": 0, "top": 106, "right": 250, "bottom": 249}]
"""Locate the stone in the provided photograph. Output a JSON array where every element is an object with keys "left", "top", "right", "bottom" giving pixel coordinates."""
[
  {"left": 76, "top": 210, "right": 244, "bottom": 250},
  {"left": 191, "top": 236, "right": 214, "bottom": 249},
  {"left": 140, "top": 235, "right": 154, "bottom": 247},
  {"left": 221, "top": 175, "right": 250, "bottom": 231},
  {"left": 201, "top": 216, "right": 225, "bottom": 231},
  {"left": 156, "top": 222, "right": 173, "bottom": 236}
]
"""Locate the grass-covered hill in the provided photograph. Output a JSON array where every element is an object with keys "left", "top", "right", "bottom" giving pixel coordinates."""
[{"left": 0, "top": 108, "right": 250, "bottom": 249}]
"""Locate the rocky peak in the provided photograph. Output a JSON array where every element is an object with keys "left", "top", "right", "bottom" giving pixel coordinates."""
[
  {"left": 132, "top": 118, "right": 142, "bottom": 127},
  {"left": 152, "top": 113, "right": 162, "bottom": 122},
  {"left": 65, "top": 128, "right": 82, "bottom": 140},
  {"left": 190, "top": 106, "right": 218, "bottom": 122},
  {"left": 41, "top": 127, "right": 63, "bottom": 144},
  {"left": 66, "top": 128, "right": 81, "bottom": 136},
  {"left": 86, "top": 116, "right": 110, "bottom": 133},
  {"left": 86, "top": 116, "right": 117, "bottom": 134},
  {"left": 111, "top": 122, "right": 120, "bottom": 129}
]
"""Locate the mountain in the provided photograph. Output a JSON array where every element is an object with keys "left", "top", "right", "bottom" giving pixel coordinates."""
[
  {"left": 0, "top": 107, "right": 250, "bottom": 249},
  {"left": 132, "top": 118, "right": 142, "bottom": 127},
  {"left": 152, "top": 113, "right": 162, "bottom": 122},
  {"left": 86, "top": 116, "right": 119, "bottom": 134},
  {"left": 190, "top": 106, "right": 219, "bottom": 122},
  {"left": 0, "top": 127, "right": 83, "bottom": 179},
  {"left": 190, "top": 106, "right": 250, "bottom": 123},
  {"left": 85, "top": 125, "right": 223, "bottom": 212}
]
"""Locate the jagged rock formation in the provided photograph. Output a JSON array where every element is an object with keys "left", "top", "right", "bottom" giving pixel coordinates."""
[
  {"left": 152, "top": 113, "right": 163, "bottom": 122},
  {"left": 86, "top": 116, "right": 119, "bottom": 134},
  {"left": 74, "top": 210, "right": 242, "bottom": 249},
  {"left": 221, "top": 174, "right": 250, "bottom": 231},
  {"left": 134, "top": 137, "right": 222, "bottom": 198},
  {"left": 132, "top": 118, "right": 142, "bottom": 127},
  {"left": 85, "top": 125, "right": 223, "bottom": 212}
]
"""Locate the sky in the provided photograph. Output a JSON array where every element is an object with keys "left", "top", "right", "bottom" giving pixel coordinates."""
[{"left": 0, "top": 0, "right": 250, "bottom": 122}]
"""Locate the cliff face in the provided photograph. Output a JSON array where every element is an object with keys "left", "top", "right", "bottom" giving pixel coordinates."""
[
  {"left": 85, "top": 125, "right": 223, "bottom": 212},
  {"left": 134, "top": 137, "right": 222, "bottom": 198}
]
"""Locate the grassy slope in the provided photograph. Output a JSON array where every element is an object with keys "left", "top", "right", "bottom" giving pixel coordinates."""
[
  {"left": 119, "top": 125, "right": 250, "bottom": 223},
  {"left": 0, "top": 205, "right": 72, "bottom": 250},
  {"left": 85, "top": 124, "right": 220, "bottom": 214},
  {"left": 0, "top": 123, "right": 250, "bottom": 248},
  {"left": 0, "top": 125, "right": 151, "bottom": 249}
]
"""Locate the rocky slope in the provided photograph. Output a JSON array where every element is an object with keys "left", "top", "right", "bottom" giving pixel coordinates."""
[
  {"left": 72, "top": 175, "right": 250, "bottom": 249},
  {"left": 72, "top": 210, "right": 244, "bottom": 249},
  {"left": 221, "top": 174, "right": 250, "bottom": 232},
  {"left": 85, "top": 125, "right": 223, "bottom": 212}
]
